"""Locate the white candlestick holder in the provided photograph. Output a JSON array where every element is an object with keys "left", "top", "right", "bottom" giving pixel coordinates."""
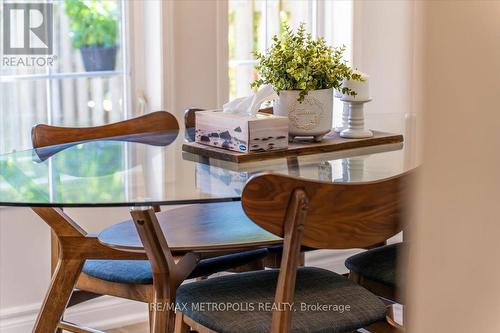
[
  {"left": 334, "top": 102, "right": 349, "bottom": 133},
  {"left": 341, "top": 156, "right": 367, "bottom": 182},
  {"left": 340, "top": 98, "right": 373, "bottom": 139}
]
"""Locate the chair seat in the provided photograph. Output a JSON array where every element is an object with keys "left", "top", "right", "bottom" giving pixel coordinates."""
[
  {"left": 82, "top": 248, "right": 268, "bottom": 285},
  {"left": 345, "top": 242, "right": 402, "bottom": 287},
  {"left": 176, "top": 267, "right": 386, "bottom": 333}
]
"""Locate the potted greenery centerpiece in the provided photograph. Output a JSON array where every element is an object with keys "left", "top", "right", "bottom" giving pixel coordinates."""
[
  {"left": 65, "top": 0, "right": 119, "bottom": 72},
  {"left": 252, "top": 23, "right": 361, "bottom": 141}
]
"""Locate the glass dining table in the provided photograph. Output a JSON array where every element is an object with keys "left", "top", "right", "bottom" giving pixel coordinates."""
[
  {"left": 0, "top": 112, "right": 420, "bottom": 333},
  {"left": 0, "top": 113, "right": 419, "bottom": 208}
]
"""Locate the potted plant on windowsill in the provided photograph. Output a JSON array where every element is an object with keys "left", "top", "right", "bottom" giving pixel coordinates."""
[
  {"left": 65, "top": 0, "right": 119, "bottom": 72},
  {"left": 251, "top": 23, "right": 361, "bottom": 142}
]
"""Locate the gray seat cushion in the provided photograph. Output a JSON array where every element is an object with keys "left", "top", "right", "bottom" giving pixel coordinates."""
[
  {"left": 82, "top": 248, "right": 268, "bottom": 285},
  {"left": 344, "top": 243, "right": 402, "bottom": 287},
  {"left": 176, "top": 267, "right": 386, "bottom": 333}
]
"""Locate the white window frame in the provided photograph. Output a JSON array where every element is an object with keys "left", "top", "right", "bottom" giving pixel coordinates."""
[{"left": 0, "top": 0, "right": 133, "bottom": 154}]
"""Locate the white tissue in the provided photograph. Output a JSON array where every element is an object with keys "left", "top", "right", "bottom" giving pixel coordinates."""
[{"left": 223, "top": 85, "right": 278, "bottom": 115}]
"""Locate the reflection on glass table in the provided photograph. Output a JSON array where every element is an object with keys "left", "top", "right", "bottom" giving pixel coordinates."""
[{"left": 0, "top": 113, "right": 420, "bottom": 207}]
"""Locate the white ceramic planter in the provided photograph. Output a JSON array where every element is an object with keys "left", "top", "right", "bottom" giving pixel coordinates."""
[{"left": 274, "top": 88, "right": 333, "bottom": 142}]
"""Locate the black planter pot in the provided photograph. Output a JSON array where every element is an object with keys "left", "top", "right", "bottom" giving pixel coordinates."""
[{"left": 80, "top": 45, "right": 118, "bottom": 72}]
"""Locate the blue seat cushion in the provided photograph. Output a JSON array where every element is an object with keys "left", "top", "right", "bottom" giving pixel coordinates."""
[
  {"left": 82, "top": 248, "right": 268, "bottom": 285},
  {"left": 345, "top": 242, "right": 402, "bottom": 287},
  {"left": 176, "top": 267, "right": 387, "bottom": 333},
  {"left": 267, "top": 244, "right": 314, "bottom": 253}
]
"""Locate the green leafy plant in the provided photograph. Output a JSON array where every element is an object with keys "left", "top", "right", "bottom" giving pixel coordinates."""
[
  {"left": 251, "top": 23, "right": 362, "bottom": 101},
  {"left": 64, "top": 0, "right": 118, "bottom": 49}
]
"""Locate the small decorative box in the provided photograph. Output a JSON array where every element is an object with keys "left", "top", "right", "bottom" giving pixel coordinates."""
[{"left": 195, "top": 110, "right": 289, "bottom": 153}]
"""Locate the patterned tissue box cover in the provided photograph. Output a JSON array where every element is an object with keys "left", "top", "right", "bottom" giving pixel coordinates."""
[{"left": 195, "top": 110, "right": 289, "bottom": 153}]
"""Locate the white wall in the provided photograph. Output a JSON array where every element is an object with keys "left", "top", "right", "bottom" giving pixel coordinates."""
[
  {"left": 409, "top": 1, "right": 500, "bottom": 332},
  {"left": 164, "top": 0, "right": 229, "bottom": 117},
  {"left": 353, "top": 0, "right": 416, "bottom": 116}
]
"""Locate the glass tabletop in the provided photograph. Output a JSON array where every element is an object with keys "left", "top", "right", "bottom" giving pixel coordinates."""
[{"left": 0, "top": 113, "right": 421, "bottom": 207}]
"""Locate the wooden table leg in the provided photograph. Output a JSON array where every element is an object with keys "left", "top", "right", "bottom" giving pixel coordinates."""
[{"left": 32, "top": 258, "right": 84, "bottom": 333}]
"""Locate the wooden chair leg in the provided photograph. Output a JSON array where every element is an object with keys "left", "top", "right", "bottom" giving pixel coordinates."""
[
  {"left": 364, "top": 320, "right": 401, "bottom": 333},
  {"left": 228, "top": 257, "right": 265, "bottom": 273},
  {"left": 264, "top": 251, "right": 305, "bottom": 268},
  {"left": 67, "top": 290, "right": 102, "bottom": 308},
  {"left": 174, "top": 312, "right": 190, "bottom": 333},
  {"left": 131, "top": 209, "right": 185, "bottom": 333},
  {"left": 149, "top": 279, "right": 177, "bottom": 332},
  {"left": 149, "top": 307, "right": 154, "bottom": 332},
  {"left": 32, "top": 258, "right": 84, "bottom": 333},
  {"left": 132, "top": 208, "right": 198, "bottom": 333}
]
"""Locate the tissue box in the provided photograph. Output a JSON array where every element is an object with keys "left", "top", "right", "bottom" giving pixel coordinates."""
[{"left": 195, "top": 110, "right": 289, "bottom": 153}]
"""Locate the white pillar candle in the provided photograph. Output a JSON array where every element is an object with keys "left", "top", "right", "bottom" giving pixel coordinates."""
[{"left": 341, "top": 71, "right": 371, "bottom": 101}]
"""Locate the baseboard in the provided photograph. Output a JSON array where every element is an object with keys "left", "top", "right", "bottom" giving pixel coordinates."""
[{"left": 0, "top": 296, "right": 148, "bottom": 333}]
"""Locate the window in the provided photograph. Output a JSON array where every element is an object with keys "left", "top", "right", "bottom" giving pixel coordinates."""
[
  {"left": 0, "top": 0, "right": 130, "bottom": 154},
  {"left": 228, "top": 0, "right": 353, "bottom": 125}
]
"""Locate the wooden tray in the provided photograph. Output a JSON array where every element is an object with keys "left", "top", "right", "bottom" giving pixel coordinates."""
[{"left": 182, "top": 130, "right": 403, "bottom": 163}]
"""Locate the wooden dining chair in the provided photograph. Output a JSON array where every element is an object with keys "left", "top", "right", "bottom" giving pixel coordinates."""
[
  {"left": 171, "top": 171, "right": 414, "bottom": 333},
  {"left": 30, "top": 111, "right": 270, "bottom": 333}
]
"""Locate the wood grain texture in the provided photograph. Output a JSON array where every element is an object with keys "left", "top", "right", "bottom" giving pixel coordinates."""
[
  {"left": 242, "top": 172, "right": 413, "bottom": 332},
  {"left": 32, "top": 207, "right": 149, "bottom": 333},
  {"left": 174, "top": 312, "right": 191, "bottom": 333},
  {"left": 32, "top": 207, "right": 87, "bottom": 237},
  {"left": 99, "top": 202, "right": 282, "bottom": 252},
  {"left": 66, "top": 290, "right": 102, "bottom": 308},
  {"left": 130, "top": 208, "right": 234, "bottom": 333},
  {"left": 32, "top": 258, "right": 85, "bottom": 333},
  {"left": 75, "top": 273, "right": 153, "bottom": 303},
  {"left": 271, "top": 189, "right": 309, "bottom": 333},
  {"left": 242, "top": 170, "right": 415, "bottom": 250},
  {"left": 31, "top": 111, "right": 179, "bottom": 148},
  {"left": 180, "top": 172, "right": 411, "bottom": 333},
  {"left": 182, "top": 130, "right": 403, "bottom": 163},
  {"left": 30, "top": 112, "right": 201, "bottom": 333},
  {"left": 131, "top": 208, "right": 183, "bottom": 333}
]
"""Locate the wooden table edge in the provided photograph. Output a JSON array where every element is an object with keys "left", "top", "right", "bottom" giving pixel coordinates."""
[
  {"left": 97, "top": 238, "right": 283, "bottom": 254},
  {"left": 182, "top": 131, "right": 404, "bottom": 163}
]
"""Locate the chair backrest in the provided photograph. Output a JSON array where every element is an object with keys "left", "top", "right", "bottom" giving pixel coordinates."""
[
  {"left": 184, "top": 108, "right": 206, "bottom": 129},
  {"left": 31, "top": 111, "right": 179, "bottom": 148},
  {"left": 242, "top": 171, "right": 414, "bottom": 249},
  {"left": 241, "top": 170, "right": 415, "bottom": 332}
]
